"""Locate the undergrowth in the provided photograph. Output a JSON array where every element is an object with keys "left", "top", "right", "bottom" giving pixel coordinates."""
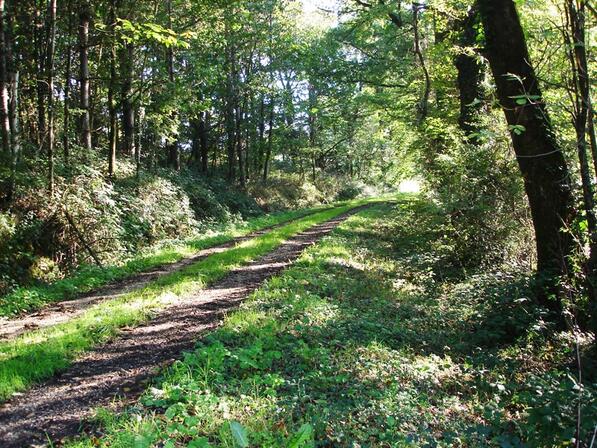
[
  {"left": 65, "top": 199, "right": 596, "bottom": 447},
  {"left": 0, "top": 160, "right": 365, "bottom": 299},
  {"left": 0, "top": 201, "right": 371, "bottom": 401}
]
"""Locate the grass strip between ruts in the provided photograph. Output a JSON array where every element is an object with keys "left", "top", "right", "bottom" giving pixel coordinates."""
[
  {"left": 0, "top": 205, "right": 334, "bottom": 318},
  {"left": 0, "top": 200, "right": 373, "bottom": 402}
]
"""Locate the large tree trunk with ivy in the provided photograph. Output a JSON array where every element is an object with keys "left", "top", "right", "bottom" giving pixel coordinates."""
[
  {"left": 564, "top": 0, "right": 597, "bottom": 333},
  {"left": 477, "top": 0, "right": 575, "bottom": 313}
]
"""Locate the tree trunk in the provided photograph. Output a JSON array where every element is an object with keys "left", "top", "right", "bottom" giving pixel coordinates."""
[
  {"left": 120, "top": 42, "right": 135, "bottom": 156},
  {"left": 35, "top": 3, "right": 46, "bottom": 150},
  {"left": 107, "top": 0, "right": 117, "bottom": 178},
  {"left": 190, "top": 114, "right": 209, "bottom": 174},
  {"left": 79, "top": 1, "right": 92, "bottom": 151},
  {"left": 257, "top": 95, "right": 265, "bottom": 174},
  {"left": 225, "top": 97, "right": 236, "bottom": 180},
  {"left": 454, "top": 7, "right": 484, "bottom": 138},
  {"left": 478, "top": 0, "right": 575, "bottom": 313},
  {"left": 589, "top": 102, "right": 597, "bottom": 180},
  {"left": 165, "top": 0, "right": 179, "bottom": 170},
  {"left": 46, "top": 0, "right": 57, "bottom": 194},
  {"left": 0, "top": 0, "right": 10, "bottom": 156},
  {"left": 6, "top": 0, "right": 18, "bottom": 203},
  {"left": 263, "top": 96, "right": 274, "bottom": 182},
  {"left": 236, "top": 104, "right": 246, "bottom": 189},
  {"left": 565, "top": 0, "right": 597, "bottom": 254},
  {"left": 308, "top": 84, "right": 317, "bottom": 147},
  {"left": 412, "top": 2, "right": 430, "bottom": 124},
  {"left": 63, "top": 3, "right": 73, "bottom": 164},
  {"left": 224, "top": 20, "right": 237, "bottom": 182},
  {"left": 200, "top": 111, "right": 209, "bottom": 174},
  {"left": 564, "top": 0, "right": 597, "bottom": 334},
  {"left": 135, "top": 106, "right": 144, "bottom": 180}
]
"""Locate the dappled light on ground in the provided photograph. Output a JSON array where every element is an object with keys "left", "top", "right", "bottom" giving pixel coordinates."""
[{"left": 62, "top": 200, "right": 596, "bottom": 447}]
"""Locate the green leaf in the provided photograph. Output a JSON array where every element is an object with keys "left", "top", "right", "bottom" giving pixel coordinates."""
[
  {"left": 165, "top": 404, "right": 179, "bottom": 419},
  {"left": 229, "top": 421, "right": 249, "bottom": 448},
  {"left": 508, "top": 124, "right": 526, "bottom": 136},
  {"left": 287, "top": 423, "right": 313, "bottom": 448},
  {"left": 188, "top": 438, "right": 212, "bottom": 448},
  {"left": 466, "top": 98, "right": 482, "bottom": 107}
]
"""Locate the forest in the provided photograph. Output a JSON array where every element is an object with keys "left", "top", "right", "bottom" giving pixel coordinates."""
[{"left": 0, "top": 0, "right": 596, "bottom": 446}]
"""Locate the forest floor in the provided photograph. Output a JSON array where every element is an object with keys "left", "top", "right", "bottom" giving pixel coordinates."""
[
  {"left": 0, "top": 202, "right": 373, "bottom": 447},
  {"left": 61, "top": 198, "right": 593, "bottom": 447},
  {"left": 0, "top": 197, "right": 592, "bottom": 447}
]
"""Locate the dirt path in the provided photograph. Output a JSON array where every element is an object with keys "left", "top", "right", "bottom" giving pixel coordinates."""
[
  {"left": 0, "top": 205, "right": 370, "bottom": 448},
  {"left": 0, "top": 209, "right": 324, "bottom": 341}
]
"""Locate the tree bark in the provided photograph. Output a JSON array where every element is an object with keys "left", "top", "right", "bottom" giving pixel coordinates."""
[
  {"left": 0, "top": 0, "right": 10, "bottom": 156},
  {"left": 565, "top": 0, "right": 597, "bottom": 258},
  {"left": 120, "top": 42, "right": 135, "bottom": 156},
  {"left": 199, "top": 111, "right": 209, "bottom": 174},
  {"left": 35, "top": 3, "right": 46, "bottom": 150},
  {"left": 63, "top": 2, "right": 74, "bottom": 164},
  {"left": 46, "top": 0, "right": 57, "bottom": 194},
  {"left": 225, "top": 97, "right": 236, "bottom": 180},
  {"left": 165, "top": 0, "right": 179, "bottom": 170},
  {"left": 6, "top": 0, "right": 18, "bottom": 202},
  {"left": 412, "top": 2, "right": 430, "bottom": 124},
  {"left": 256, "top": 95, "right": 265, "bottom": 174},
  {"left": 263, "top": 96, "right": 274, "bottom": 182},
  {"left": 135, "top": 106, "right": 144, "bottom": 180},
  {"left": 79, "top": 0, "right": 92, "bottom": 151},
  {"left": 454, "top": 7, "right": 484, "bottom": 138},
  {"left": 224, "top": 30, "right": 237, "bottom": 181},
  {"left": 107, "top": 0, "right": 117, "bottom": 178},
  {"left": 589, "top": 102, "right": 597, "bottom": 180},
  {"left": 236, "top": 103, "right": 246, "bottom": 189},
  {"left": 478, "top": 0, "right": 575, "bottom": 313},
  {"left": 190, "top": 112, "right": 209, "bottom": 174},
  {"left": 564, "top": 0, "right": 597, "bottom": 333}
]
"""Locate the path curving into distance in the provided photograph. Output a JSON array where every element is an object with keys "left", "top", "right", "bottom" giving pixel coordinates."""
[
  {"left": 0, "top": 208, "right": 327, "bottom": 341},
  {"left": 0, "top": 204, "right": 372, "bottom": 448}
]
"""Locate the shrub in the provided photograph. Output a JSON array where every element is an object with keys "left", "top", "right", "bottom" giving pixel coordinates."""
[
  {"left": 335, "top": 182, "right": 363, "bottom": 201},
  {"left": 0, "top": 159, "right": 372, "bottom": 296},
  {"left": 418, "top": 118, "right": 533, "bottom": 269}
]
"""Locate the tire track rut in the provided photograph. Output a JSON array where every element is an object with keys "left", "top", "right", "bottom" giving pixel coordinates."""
[
  {"left": 0, "top": 209, "right": 325, "bottom": 341},
  {"left": 0, "top": 204, "right": 370, "bottom": 447}
]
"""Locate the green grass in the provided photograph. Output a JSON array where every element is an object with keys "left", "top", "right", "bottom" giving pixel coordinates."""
[
  {"left": 0, "top": 200, "right": 373, "bottom": 402},
  {"left": 64, "top": 197, "right": 596, "bottom": 448},
  {"left": 0, "top": 205, "right": 333, "bottom": 318}
]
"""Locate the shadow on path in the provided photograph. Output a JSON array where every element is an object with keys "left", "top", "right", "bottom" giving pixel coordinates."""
[{"left": 0, "top": 205, "right": 370, "bottom": 447}]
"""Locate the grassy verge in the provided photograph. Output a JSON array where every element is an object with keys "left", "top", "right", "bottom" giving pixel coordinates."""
[
  {"left": 65, "top": 198, "right": 596, "bottom": 447},
  {"left": 0, "top": 200, "right": 373, "bottom": 402},
  {"left": 0, "top": 205, "right": 332, "bottom": 318}
]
